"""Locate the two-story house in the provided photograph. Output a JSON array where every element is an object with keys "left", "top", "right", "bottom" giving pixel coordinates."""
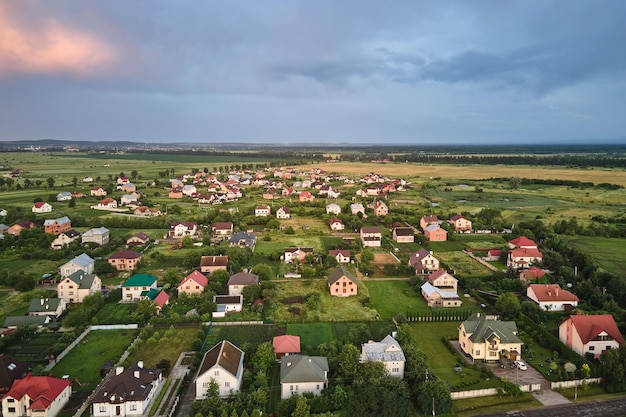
[
  {"left": 360, "top": 226, "right": 381, "bottom": 247},
  {"left": 361, "top": 335, "right": 405, "bottom": 378},
  {"left": 108, "top": 250, "right": 142, "bottom": 271},
  {"left": 177, "top": 270, "right": 209, "bottom": 296},
  {"left": 59, "top": 253, "right": 95, "bottom": 277},
  {"left": 195, "top": 341, "right": 244, "bottom": 399},
  {"left": 57, "top": 271, "right": 102, "bottom": 304},
  {"left": 459, "top": 313, "right": 523, "bottom": 362},
  {"left": 122, "top": 274, "right": 158, "bottom": 302},
  {"left": 327, "top": 266, "right": 358, "bottom": 297},
  {"left": 408, "top": 249, "right": 440, "bottom": 274},
  {"left": 559, "top": 314, "right": 624, "bottom": 359},
  {"left": 43, "top": 217, "right": 72, "bottom": 235},
  {"left": 82, "top": 227, "right": 110, "bottom": 246}
]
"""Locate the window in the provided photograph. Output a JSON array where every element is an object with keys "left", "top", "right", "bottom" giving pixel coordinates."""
[
  {"left": 225, "top": 382, "right": 230, "bottom": 388},
  {"left": 475, "top": 350, "right": 481, "bottom": 355},
  {"left": 589, "top": 346, "right": 595, "bottom": 351},
  {"left": 489, "top": 351, "right": 497, "bottom": 357},
  {"left": 214, "top": 371, "right": 219, "bottom": 376},
  {"left": 290, "top": 385, "right": 294, "bottom": 391},
  {"left": 7, "top": 399, "right": 15, "bottom": 403},
  {"left": 8, "top": 407, "right": 16, "bottom": 413},
  {"left": 202, "top": 382, "right": 209, "bottom": 388},
  {"left": 130, "top": 404, "right": 137, "bottom": 411},
  {"left": 606, "top": 346, "right": 613, "bottom": 351},
  {"left": 99, "top": 405, "right": 107, "bottom": 412},
  {"left": 392, "top": 368, "right": 399, "bottom": 373}
]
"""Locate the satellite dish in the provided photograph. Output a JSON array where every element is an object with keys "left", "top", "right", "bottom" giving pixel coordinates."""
[{"left": 566, "top": 283, "right": 573, "bottom": 288}]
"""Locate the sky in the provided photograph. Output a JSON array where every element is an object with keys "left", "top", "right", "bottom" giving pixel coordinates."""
[{"left": 0, "top": 1, "right": 625, "bottom": 145}]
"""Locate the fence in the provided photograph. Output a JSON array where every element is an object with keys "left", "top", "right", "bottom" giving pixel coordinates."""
[
  {"left": 209, "top": 320, "right": 265, "bottom": 326},
  {"left": 450, "top": 382, "right": 542, "bottom": 400},
  {"left": 551, "top": 378, "right": 601, "bottom": 389}
]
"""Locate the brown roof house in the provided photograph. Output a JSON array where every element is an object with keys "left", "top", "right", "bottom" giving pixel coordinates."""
[
  {"left": 360, "top": 226, "right": 381, "bottom": 247},
  {"left": 108, "top": 250, "right": 142, "bottom": 271},
  {"left": 211, "top": 222, "right": 233, "bottom": 236},
  {"left": 327, "top": 266, "right": 358, "bottom": 297},
  {"left": 195, "top": 341, "right": 244, "bottom": 399},
  {"left": 91, "top": 361, "right": 162, "bottom": 417},
  {"left": 0, "top": 354, "right": 29, "bottom": 395},
  {"left": 408, "top": 249, "right": 440, "bottom": 274},
  {"left": 450, "top": 214, "right": 472, "bottom": 232},
  {"left": 392, "top": 226, "right": 414, "bottom": 243},
  {"left": 127, "top": 232, "right": 150, "bottom": 247},
  {"left": 227, "top": 272, "right": 259, "bottom": 296},
  {"left": 200, "top": 255, "right": 229, "bottom": 274},
  {"left": 328, "top": 249, "right": 350, "bottom": 264}
]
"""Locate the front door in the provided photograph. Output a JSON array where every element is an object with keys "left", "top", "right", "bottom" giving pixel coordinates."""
[{"left": 116, "top": 405, "right": 121, "bottom": 415}]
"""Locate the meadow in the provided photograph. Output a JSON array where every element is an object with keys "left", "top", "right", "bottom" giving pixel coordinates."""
[{"left": 567, "top": 236, "right": 626, "bottom": 276}]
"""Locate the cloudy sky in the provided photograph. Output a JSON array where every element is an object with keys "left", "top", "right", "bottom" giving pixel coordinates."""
[{"left": 1, "top": 1, "right": 625, "bottom": 145}]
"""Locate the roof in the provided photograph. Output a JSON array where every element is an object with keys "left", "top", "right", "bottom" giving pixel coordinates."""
[
  {"left": 122, "top": 274, "right": 157, "bottom": 287},
  {"left": 153, "top": 291, "right": 170, "bottom": 308},
  {"left": 361, "top": 226, "right": 381, "bottom": 234},
  {"left": 509, "top": 236, "right": 537, "bottom": 248},
  {"left": 109, "top": 250, "right": 142, "bottom": 260},
  {"left": 65, "top": 271, "right": 99, "bottom": 289},
  {"left": 328, "top": 249, "right": 350, "bottom": 257},
  {"left": 229, "top": 231, "right": 257, "bottom": 245},
  {"left": 69, "top": 253, "right": 95, "bottom": 268},
  {"left": 180, "top": 270, "right": 209, "bottom": 287},
  {"left": 33, "top": 202, "right": 49, "bottom": 209},
  {"left": 566, "top": 314, "right": 624, "bottom": 345},
  {"left": 60, "top": 229, "right": 81, "bottom": 239},
  {"left": 273, "top": 335, "right": 301, "bottom": 355},
  {"left": 421, "top": 282, "right": 459, "bottom": 299},
  {"left": 3, "top": 374, "right": 71, "bottom": 410},
  {"left": 0, "top": 354, "right": 30, "bottom": 391},
  {"left": 28, "top": 298, "right": 63, "bottom": 313},
  {"left": 91, "top": 363, "right": 161, "bottom": 404},
  {"left": 83, "top": 227, "right": 110, "bottom": 237},
  {"left": 2, "top": 316, "right": 49, "bottom": 328},
  {"left": 129, "top": 232, "right": 150, "bottom": 242},
  {"left": 200, "top": 256, "right": 228, "bottom": 267},
  {"left": 44, "top": 216, "right": 71, "bottom": 226},
  {"left": 462, "top": 313, "right": 522, "bottom": 345},
  {"left": 422, "top": 214, "right": 439, "bottom": 224},
  {"left": 509, "top": 247, "right": 543, "bottom": 258},
  {"left": 214, "top": 295, "right": 243, "bottom": 305},
  {"left": 227, "top": 272, "right": 259, "bottom": 286},
  {"left": 424, "top": 224, "right": 444, "bottom": 233},
  {"left": 327, "top": 266, "right": 357, "bottom": 285},
  {"left": 212, "top": 222, "right": 233, "bottom": 230},
  {"left": 450, "top": 214, "right": 465, "bottom": 221},
  {"left": 362, "top": 335, "right": 406, "bottom": 363},
  {"left": 428, "top": 269, "right": 456, "bottom": 282},
  {"left": 280, "top": 355, "right": 328, "bottom": 384},
  {"left": 393, "top": 227, "right": 414, "bottom": 236},
  {"left": 408, "top": 248, "right": 433, "bottom": 266},
  {"left": 278, "top": 206, "right": 290, "bottom": 213},
  {"left": 198, "top": 341, "right": 244, "bottom": 379},
  {"left": 528, "top": 284, "right": 579, "bottom": 302}
]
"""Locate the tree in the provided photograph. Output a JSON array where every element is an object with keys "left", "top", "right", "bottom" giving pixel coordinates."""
[
  {"left": 360, "top": 249, "right": 374, "bottom": 263},
  {"left": 600, "top": 347, "right": 626, "bottom": 393},
  {"left": 131, "top": 299, "right": 158, "bottom": 322},
  {"left": 242, "top": 284, "right": 261, "bottom": 304},
  {"left": 291, "top": 396, "right": 310, "bottom": 417},
  {"left": 131, "top": 170, "right": 138, "bottom": 180},
  {"left": 415, "top": 379, "right": 453, "bottom": 416},
  {"left": 250, "top": 264, "right": 273, "bottom": 281},
  {"left": 338, "top": 343, "right": 360, "bottom": 379},
  {"left": 46, "top": 176, "right": 55, "bottom": 188},
  {"left": 253, "top": 342, "right": 275, "bottom": 372},
  {"left": 495, "top": 292, "right": 521, "bottom": 320}
]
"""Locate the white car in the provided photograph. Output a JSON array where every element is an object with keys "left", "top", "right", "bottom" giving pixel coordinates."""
[{"left": 514, "top": 360, "right": 527, "bottom": 371}]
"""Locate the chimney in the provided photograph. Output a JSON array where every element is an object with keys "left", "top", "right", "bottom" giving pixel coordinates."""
[
  {"left": 116, "top": 366, "right": 124, "bottom": 375},
  {"left": 41, "top": 299, "right": 44, "bottom": 305},
  {"left": 287, "top": 362, "right": 292, "bottom": 367},
  {"left": 556, "top": 288, "right": 559, "bottom": 296},
  {"left": 137, "top": 361, "right": 144, "bottom": 369},
  {"left": 134, "top": 370, "right": 140, "bottom": 378}
]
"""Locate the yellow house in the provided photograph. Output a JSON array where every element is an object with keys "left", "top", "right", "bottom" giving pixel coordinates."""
[{"left": 458, "top": 313, "right": 523, "bottom": 362}]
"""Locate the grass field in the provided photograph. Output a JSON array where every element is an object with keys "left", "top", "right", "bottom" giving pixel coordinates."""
[
  {"left": 437, "top": 251, "right": 496, "bottom": 277},
  {"left": 286, "top": 322, "right": 334, "bottom": 350},
  {"left": 364, "top": 280, "right": 425, "bottom": 319},
  {"left": 126, "top": 326, "right": 201, "bottom": 372},
  {"left": 50, "top": 329, "right": 137, "bottom": 391},
  {"left": 567, "top": 236, "right": 626, "bottom": 275}
]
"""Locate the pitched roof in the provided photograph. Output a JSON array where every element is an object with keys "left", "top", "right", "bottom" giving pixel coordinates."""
[
  {"left": 227, "top": 272, "right": 259, "bottom": 286},
  {"left": 421, "top": 282, "right": 459, "bottom": 299},
  {"left": 212, "top": 222, "right": 233, "bottom": 230},
  {"left": 4, "top": 374, "right": 71, "bottom": 410},
  {"left": 91, "top": 363, "right": 161, "bottom": 404},
  {"left": 180, "top": 270, "right": 209, "bottom": 287},
  {"left": 83, "top": 227, "right": 109, "bottom": 236},
  {"left": 328, "top": 249, "right": 350, "bottom": 257},
  {"left": 361, "top": 226, "right": 381, "bottom": 234},
  {"left": 327, "top": 266, "right": 357, "bottom": 285},
  {"left": 153, "top": 291, "right": 170, "bottom": 308},
  {"left": 462, "top": 313, "right": 522, "bottom": 345},
  {"left": 273, "top": 335, "right": 301, "bottom": 355},
  {"left": 65, "top": 271, "right": 99, "bottom": 289},
  {"left": 2, "top": 316, "right": 49, "bottom": 328},
  {"left": 198, "top": 341, "right": 244, "bottom": 379},
  {"left": 528, "top": 284, "right": 579, "bottom": 302},
  {"left": 567, "top": 314, "right": 624, "bottom": 345},
  {"left": 428, "top": 269, "right": 455, "bottom": 282},
  {"left": 409, "top": 248, "right": 434, "bottom": 266},
  {"left": 109, "top": 250, "right": 142, "bottom": 260},
  {"left": 280, "top": 355, "right": 328, "bottom": 384},
  {"left": 0, "top": 354, "right": 30, "bottom": 391},
  {"left": 421, "top": 214, "right": 438, "bottom": 224},
  {"left": 122, "top": 274, "right": 157, "bottom": 287},
  {"left": 129, "top": 232, "right": 150, "bottom": 242},
  {"left": 362, "top": 335, "right": 406, "bottom": 363},
  {"left": 509, "top": 236, "right": 537, "bottom": 248},
  {"left": 69, "top": 253, "right": 95, "bottom": 268},
  {"left": 424, "top": 224, "right": 444, "bottom": 233},
  {"left": 450, "top": 214, "right": 465, "bottom": 221},
  {"left": 393, "top": 227, "right": 414, "bottom": 236},
  {"left": 44, "top": 216, "right": 71, "bottom": 226},
  {"left": 28, "top": 298, "right": 63, "bottom": 313},
  {"left": 200, "top": 256, "right": 228, "bottom": 267}
]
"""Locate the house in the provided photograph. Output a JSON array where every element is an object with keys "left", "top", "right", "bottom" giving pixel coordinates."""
[
  {"left": 254, "top": 205, "right": 271, "bottom": 217},
  {"left": 519, "top": 266, "right": 547, "bottom": 284},
  {"left": 28, "top": 298, "right": 66, "bottom": 318},
  {"left": 508, "top": 236, "right": 537, "bottom": 249},
  {"left": 32, "top": 202, "right": 52, "bottom": 213},
  {"left": 149, "top": 291, "right": 170, "bottom": 313},
  {"left": 326, "top": 203, "right": 341, "bottom": 215},
  {"left": 327, "top": 266, "right": 358, "bottom": 297},
  {"left": 43, "top": 217, "right": 71, "bottom": 235},
  {"left": 7, "top": 221, "right": 35, "bottom": 236},
  {"left": 280, "top": 355, "right": 328, "bottom": 400},
  {"left": 91, "top": 362, "right": 162, "bottom": 417},
  {"left": 97, "top": 197, "right": 118, "bottom": 209},
  {"left": 426, "top": 270, "right": 458, "bottom": 291},
  {"left": 121, "top": 183, "right": 137, "bottom": 193},
  {"left": 450, "top": 214, "right": 472, "bottom": 232},
  {"left": 361, "top": 335, "right": 405, "bottom": 378},
  {"left": 182, "top": 184, "right": 197, "bottom": 196},
  {"left": 56, "top": 192, "right": 72, "bottom": 202},
  {"left": 59, "top": 253, "right": 95, "bottom": 277},
  {"left": 420, "top": 215, "right": 439, "bottom": 230},
  {"left": 168, "top": 188, "right": 183, "bottom": 199},
  {"left": 82, "top": 227, "right": 110, "bottom": 246},
  {"left": 108, "top": 250, "right": 142, "bottom": 271},
  {"left": 408, "top": 249, "right": 440, "bottom": 274},
  {"left": 370, "top": 201, "right": 388, "bottom": 216},
  {"left": 392, "top": 227, "right": 414, "bottom": 243},
  {"left": 195, "top": 341, "right": 244, "bottom": 399},
  {"left": 527, "top": 284, "right": 579, "bottom": 312},
  {"left": 71, "top": 192, "right": 85, "bottom": 199},
  {"left": 126, "top": 233, "right": 150, "bottom": 247},
  {"left": 298, "top": 191, "right": 315, "bottom": 202},
  {"left": 0, "top": 209, "right": 7, "bottom": 217},
  {"left": 82, "top": 177, "right": 93, "bottom": 183},
  {"left": 177, "top": 270, "right": 209, "bottom": 296},
  {"left": 328, "top": 249, "right": 350, "bottom": 264},
  {"left": 350, "top": 203, "right": 365, "bottom": 216},
  {"left": 212, "top": 295, "right": 243, "bottom": 318},
  {"left": 329, "top": 217, "right": 344, "bottom": 231},
  {"left": 0, "top": 355, "right": 29, "bottom": 395},
  {"left": 360, "top": 226, "right": 381, "bottom": 247},
  {"left": 424, "top": 224, "right": 447, "bottom": 242},
  {"left": 1, "top": 374, "right": 72, "bottom": 417},
  {"left": 276, "top": 206, "right": 291, "bottom": 219},
  {"left": 421, "top": 282, "right": 461, "bottom": 308},
  {"left": 507, "top": 247, "right": 543, "bottom": 268},
  {"left": 168, "top": 222, "right": 197, "bottom": 238},
  {"left": 57, "top": 271, "right": 102, "bottom": 304},
  {"left": 2, "top": 316, "right": 50, "bottom": 330},
  {"left": 133, "top": 207, "right": 161, "bottom": 217},
  {"left": 559, "top": 314, "right": 624, "bottom": 359},
  {"left": 117, "top": 177, "right": 130, "bottom": 186},
  {"left": 458, "top": 313, "right": 523, "bottom": 362},
  {"left": 51, "top": 230, "right": 81, "bottom": 250},
  {"left": 273, "top": 335, "right": 301, "bottom": 361},
  {"left": 91, "top": 187, "right": 107, "bottom": 196},
  {"left": 229, "top": 232, "right": 257, "bottom": 249},
  {"left": 211, "top": 222, "right": 233, "bottom": 236},
  {"left": 120, "top": 194, "right": 138, "bottom": 206},
  {"left": 483, "top": 249, "right": 502, "bottom": 262},
  {"left": 122, "top": 274, "right": 158, "bottom": 302},
  {"left": 200, "top": 256, "right": 229, "bottom": 274},
  {"left": 284, "top": 247, "right": 313, "bottom": 264},
  {"left": 227, "top": 272, "right": 259, "bottom": 296}
]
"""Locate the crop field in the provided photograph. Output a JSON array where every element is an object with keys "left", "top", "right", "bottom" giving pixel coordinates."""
[
  {"left": 255, "top": 235, "right": 326, "bottom": 254},
  {"left": 364, "top": 280, "right": 425, "bottom": 319},
  {"left": 3, "top": 332, "right": 63, "bottom": 364},
  {"left": 567, "top": 237, "right": 626, "bottom": 276},
  {"left": 437, "top": 251, "right": 496, "bottom": 277},
  {"left": 126, "top": 326, "right": 202, "bottom": 371}
]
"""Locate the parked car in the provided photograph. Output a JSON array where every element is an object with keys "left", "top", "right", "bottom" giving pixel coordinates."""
[{"left": 514, "top": 360, "right": 528, "bottom": 371}]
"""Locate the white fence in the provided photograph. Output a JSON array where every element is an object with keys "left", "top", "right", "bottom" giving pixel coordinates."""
[
  {"left": 451, "top": 388, "right": 498, "bottom": 399},
  {"left": 551, "top": 378, "right": 601, "bottom": 389}
]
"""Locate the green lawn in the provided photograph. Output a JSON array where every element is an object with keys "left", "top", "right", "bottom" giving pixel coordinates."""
[
  {"left": 126, "top": 326, "right": 202, "bottom": 372},
  {"left": 364, "top": 280, "right": 426, "bottom": 319},
  {"left": 453, "top": 393, "right": 542, "bottom": 416},
  {"left": 568, "top": 236, "right": 626, "bottom": 276},
  {"left": 51, "top": 329, "right": 137, "bottom": 391},
  {"left": 286, "top": 323, "right": 334, "bottom": 351},
  {"left": 437, "top": 251, "right": 496, "bottom": 277}
]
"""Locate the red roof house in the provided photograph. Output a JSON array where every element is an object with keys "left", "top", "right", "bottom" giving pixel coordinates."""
[
  {"left": 273, "top": 335, "right": 301, "bottom": 360},
  {"left": 1, "top": 374, "right": 72, "bottom": 417},
  {"left": 559, "top": 314, "right": 624, "bottom": 359},
  {"left": 177, "top": 270, "right": 209, "bottom": 296}
]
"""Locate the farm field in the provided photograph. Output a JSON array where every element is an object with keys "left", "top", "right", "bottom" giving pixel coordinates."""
[
  {"left": 567, "top": 236, "right": 626, "bottom": 276},
  {"left": 126, "top": 325, "right": 202, "bottom": 371},
  {"left": 437, "top": 251, "right": 497, "bottom": 277}
]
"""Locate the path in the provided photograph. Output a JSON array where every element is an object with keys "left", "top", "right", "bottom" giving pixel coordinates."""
[{"left": 154, "top": 351, "right": 194, "bottom": 417}]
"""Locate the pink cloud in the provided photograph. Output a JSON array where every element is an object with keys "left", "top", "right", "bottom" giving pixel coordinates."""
[{"left": 0, "top": 5, "right": 117, "bottom": 77}]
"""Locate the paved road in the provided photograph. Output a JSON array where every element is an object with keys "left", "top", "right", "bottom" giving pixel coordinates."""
[{"left": 482, "top": 396, "right": 626, "bottom": 417}]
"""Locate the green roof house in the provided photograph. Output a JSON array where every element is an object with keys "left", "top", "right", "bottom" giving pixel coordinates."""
[
  {"left": 280, "top": 355, "right": 328, "bottom": 399},
  {"left": 458, "top": 313, "right": 523, "bottom": 362},
  {"left": 122, "top": 274, "right": 158, "bottom": 302}
]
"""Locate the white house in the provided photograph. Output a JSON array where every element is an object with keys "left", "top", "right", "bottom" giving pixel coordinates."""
[
  {"left": 32, "top": 202, "right": 52, "bottom": 213},
  {"left": 59, "top": 253, "right": 95, "bottom": 277},
  {"left": 326, "top": 203, "right": 341, "bottom": 215},
  {"left": 526, "top": 284, "right": 579, "bottom": 311},
  {"left": 121, "top": 274, "right": 158, "bottom": 302},
  {"left": 559, "top": 314, "right": 624, "bottom": 359},
  {"left": 276, "top": 206, "right": 291, "bottom": 219},
  {"left": 91, "top": 362, "right": 162, "bottom": 417},
  {"left": 227, "top": 272, "right": 259, "bottom": 296},
  {"left": 2, "top": 375, "right": 72, "bottom": 417},
  {"left": 82, "top": 227, "right": 110, "bottom": 246},
  {"left": 212, "top": 295, "right": 243, "bottom": 318},
  {"left": 195, "top": 341, "right": 245, "bottom": 399},
  {"left": 280, "top": 355, "right": 329, "bottom": 399},
  {"left": 361, "top": 335, "right": 406, "bottom": 378},
  {"left": 57, "top": 271, "right": 102, "bottom": 304}
]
